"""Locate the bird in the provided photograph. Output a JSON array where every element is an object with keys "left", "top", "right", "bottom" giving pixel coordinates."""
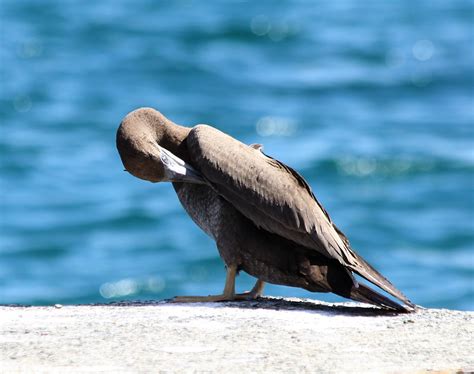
[{"left": 116, "top": 107, "right": 415, "bottom": 312}]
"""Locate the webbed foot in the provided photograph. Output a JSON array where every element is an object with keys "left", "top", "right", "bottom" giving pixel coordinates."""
[
  {"left": 172, "top": 294, "right": 235, "bottom": 303},
  {"left": 234, "top": 279, "right": 265, "bottom": 300}
]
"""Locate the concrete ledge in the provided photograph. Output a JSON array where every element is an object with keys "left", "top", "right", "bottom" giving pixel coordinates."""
[{"left": 1, "top": 298, "right": 472, "bottom": 373}]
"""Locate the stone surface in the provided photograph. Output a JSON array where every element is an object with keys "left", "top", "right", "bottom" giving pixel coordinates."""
[{"left": 1, "top": 298, "right": 473, "bottom": 373}]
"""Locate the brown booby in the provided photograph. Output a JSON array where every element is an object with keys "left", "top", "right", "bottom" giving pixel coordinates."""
[{"left": 116, "top": 107, "right": 415, "bottom": 312}]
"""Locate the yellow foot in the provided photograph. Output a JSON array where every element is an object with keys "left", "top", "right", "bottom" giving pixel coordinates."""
[
  {"left": 234, "top": 279, "right": 265, "bottom": 300},
  {"left": 172, "top": 294, "right": 234, "bottom": 303},
  {"left": 234, "top": 292, "right": 257, "bottom": 301}
]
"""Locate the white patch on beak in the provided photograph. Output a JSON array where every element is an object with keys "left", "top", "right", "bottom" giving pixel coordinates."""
[{"left": 157, "top": 145, "right": 205, "bottom": 184}]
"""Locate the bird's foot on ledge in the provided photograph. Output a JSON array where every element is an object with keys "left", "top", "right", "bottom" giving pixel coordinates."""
[
  {"left": 172, "top": 294, "right": 235, "bottom": 303},
  {"left": 233, "top": 292, "right": 257, "bottom": 301},
  {"left": 234, "top": 279, "right": 266, "bottom": 300}
]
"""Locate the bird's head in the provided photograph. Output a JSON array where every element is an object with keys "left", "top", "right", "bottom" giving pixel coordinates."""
[{"left": 116, "top": 107, "right": 202, "bottom": 183}]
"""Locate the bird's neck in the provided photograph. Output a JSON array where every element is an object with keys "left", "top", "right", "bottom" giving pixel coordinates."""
[{"left": 158, "top": 122, "right": 193, "bottom": 164}]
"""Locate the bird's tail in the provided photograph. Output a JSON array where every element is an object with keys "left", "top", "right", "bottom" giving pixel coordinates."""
[
  {"left": 348, "top": 252, "right": 415, "bottom": 310},
  {"left": 349, "top": 283, "right": 414, "bottom": 313}
]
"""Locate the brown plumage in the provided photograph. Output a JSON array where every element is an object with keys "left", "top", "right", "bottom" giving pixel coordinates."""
[{"left": 116, "top": 107, "right": 415, "bottom": 312}]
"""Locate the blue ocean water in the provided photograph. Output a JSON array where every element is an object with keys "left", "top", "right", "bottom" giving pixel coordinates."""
[{"left": 1, "top": 0, "right": 473, "bottom": 310}]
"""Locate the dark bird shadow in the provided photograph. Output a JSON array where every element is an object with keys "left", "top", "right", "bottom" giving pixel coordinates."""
[
  {"left": 3, "top": 297, "right": 414, "bottom": 316},
  {"left": 88, "top": 297, "right": 408, "bottom": 316},
  {"left": 164, "top": 297, "right": 409, "bottom": 316},
  {"left": 209, "top": 297, "right": 408, "bottom": 316}
]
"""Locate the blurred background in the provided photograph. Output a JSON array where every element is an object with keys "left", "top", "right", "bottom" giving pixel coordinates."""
[{"left": 1, "top": 0, "right": 473, "bottom": 310}]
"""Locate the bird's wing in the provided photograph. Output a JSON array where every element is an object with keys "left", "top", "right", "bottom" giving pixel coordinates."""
[
  {"left": 187, "top": 125, "right": 415, "bottom": 308},
  {"left": 187, "top": 125, "right": 354, "bottom": 264}
]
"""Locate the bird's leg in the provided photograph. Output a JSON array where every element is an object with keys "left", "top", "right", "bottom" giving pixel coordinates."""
[
  {"left": 234, "top": 279, "right": 265, "bottom": 300},
  {"left": 172, "top": 265, "right": 237, "bottom": 303}
]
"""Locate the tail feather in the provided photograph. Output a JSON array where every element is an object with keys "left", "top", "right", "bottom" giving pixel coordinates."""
[
  {"left": 350, "top": 283, "right": 414, "bottom": 313},
  {"left": 348, "top": 252, "right": 415, "bottom": 309},
  {"left": 333, "top": 224, "right": 414, "bottom": 309}
]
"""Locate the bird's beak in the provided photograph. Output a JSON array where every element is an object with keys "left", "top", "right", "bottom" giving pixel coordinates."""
[{"left": 157, "top": 145, "right": 205, "bottom": 184}]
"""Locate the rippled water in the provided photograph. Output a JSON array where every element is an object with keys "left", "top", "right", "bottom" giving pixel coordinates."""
[{"left": 1, "top": 1, "right": 473, "bottom": 310}]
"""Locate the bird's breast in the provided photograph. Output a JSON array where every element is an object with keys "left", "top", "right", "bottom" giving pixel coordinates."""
[{"left": 172, "top": 183, "right": 223, "bottom": 240}]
